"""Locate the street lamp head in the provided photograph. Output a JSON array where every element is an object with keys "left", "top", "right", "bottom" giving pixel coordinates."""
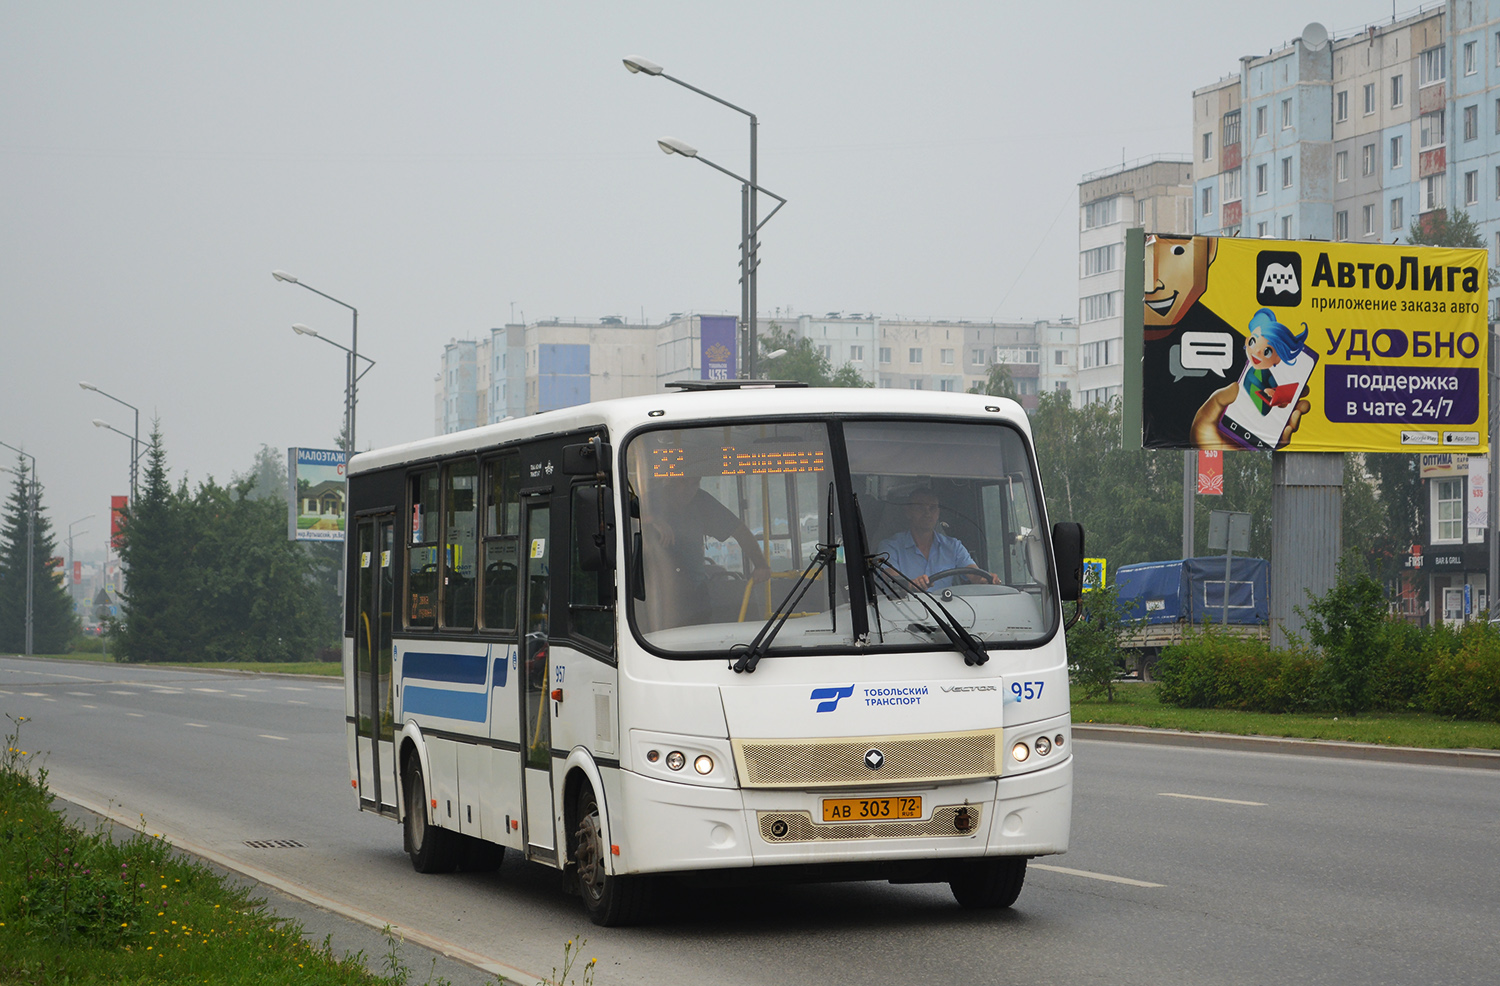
[
  {"left": 623, "top": 56, "right": 663, "bottom": 76},
  {"left": 91, "top": 419, "right": 110, "bottom": 429},
  {"left": 271, "top": 270, "right": 299, "bottom": 284},
  {"left": 658, "top": 137, "right": 698, "bottom": 158},
  {"left": 291, "top": 323, "right": 318, "bottom": 338},
  {"left": 79, "top": 381, "right": 97, "bottom": 392},
  {"left": 763, "top": 348, "right": 788, "bottom": 360}
]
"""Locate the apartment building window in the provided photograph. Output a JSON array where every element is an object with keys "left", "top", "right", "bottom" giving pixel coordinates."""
[
  {"left": 1423, "top": 173, "right": 1447, "bottom": 211},
  {"left": 1362, "top": 143, "right": 1375, "bottom": 176},
  {"left": 849, "top": 344, "right": 864, "bottom": 361},
  {"left": 1054, "top": 350, "right": 1066, "bottom": 366},
  {"left": 1496, "top": 165, "right": 1500, "bottom": 200},
  {"left": 1495, "top": 98, "right": 1500, "bottom": 133},
  {"left": 1281, "top": 215, "right": 1293, "bottom": 239},
  {"left": 970, "top": 347, "right": 985, "bottom": 365},
  {"left": 1465, "top": 104, "right": 1479, "bottom": 141},
  {"left": 1334, "top": 210, "right": 1349, "bottom": 241},
  {"left": 1201, "top": 186, "right": 1212, "bottom": 216},
  {"left": 1255, "top": 163, "right": 1269, "bottom": 195},
  {"left": 817, "top": 344, "right": 832, "bottom": 361},
  {"left": 1136, "top": 198, "right": 1149, "bottom": 224},
  {"left": 940, "top": 348, "right": 955, "bottom": 365},
  {"left": 1391, "top": 134, "right": 1404, "bottom": 169},
  {"left": 1255, "top": 104, "right": 1268, "bottom": 136},
  {"left": 1391, "top": 74, "right": 1404, "bottom": 108},
  {"left": 1420, "top": 111, "right": 1446, "bottom": 149},
  {"left": 1081, "top": 243, "right": 1118, "bottom": 276},
  {"left": 1420, "top": 45, "right": 1446, "bottom": 86},
  {"left": 1363, "top": 83, "right": 1376, "bottom": 115},
  {"left": 1335, "top": 150, "right": 1349, "bottom": 182},
  {"left": 908, "top": 348, "right": 923, "bottom": 364},
  {"left": 1082, "top": 197, "right": 1118, "bottom": 229},
  {"left": 1282, "top": 97, "right": 1293, "bottom": 128},
  {"left": 1082, "top": 292, "right": 1118, "bottom": 322},
  {"left": 1281, "top": 156, "right": 1293, "bottom": 188},
  {"left": 1334, "top": 90, "right": 1348, "bottom": 122},
  {"left": 1222, "top": 168, "right": 1241, "bottom": 202},
  {"left": 1391, "top": 197, "right": 1404, "bottom": 230},
  {"left": 939, "top": 379, "right": 957, "bottom": 392},
  {"left": 908, "top": 379, "right": 924, "bottom": 390},
  {"left": 878, "top": 346, "right": 891, "bottom": 364},
  {"left": 1363, "top": 204, "right": 1376, "bottom": 236},
  {"left": 1202, "top": 131, "right": 1212, "bottom": 161},
  {"left": 1466, "top": 170, "right": 1479, "bottom": 206},
  {"left": 1435, "top": 478, "right": 1463, "bottom": 543},
  {"left": 1464, "top": 40, "right": 1477, "bottom": 75},
  {"left": 1257, "top": 221, "right": 1269, "bottom": 237},
  {"left": 1222, "top": 109, "right": 1241, "bottom": 147}
]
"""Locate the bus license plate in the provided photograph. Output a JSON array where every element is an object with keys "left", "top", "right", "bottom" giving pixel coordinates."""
[{"left": 822, "top": 796, "right": 922, "bottom": 822}]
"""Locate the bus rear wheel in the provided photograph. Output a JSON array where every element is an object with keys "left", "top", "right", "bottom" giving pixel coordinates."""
[
  {"left": 404, "top": 760, "right": 459, "bottom": 874},
  {"left": 950, "top": 857, "right": 1026, "bottom": 909},
  {"left": 573, "top": 784, "right": 652, "bottom": 926}
]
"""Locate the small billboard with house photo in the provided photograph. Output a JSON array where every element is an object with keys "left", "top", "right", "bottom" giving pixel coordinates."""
[{"left": 287, "top": 447, "right": 347, "bottom": 541}]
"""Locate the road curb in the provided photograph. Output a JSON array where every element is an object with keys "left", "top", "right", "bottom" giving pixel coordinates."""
[{"left": 1073, "top": 723, "right": 1500, "bottom": 770}]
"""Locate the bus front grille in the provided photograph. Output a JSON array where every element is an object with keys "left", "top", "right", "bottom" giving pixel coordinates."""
[{"left": 732, "top": 729, "right": 1001, "bottom": 788}]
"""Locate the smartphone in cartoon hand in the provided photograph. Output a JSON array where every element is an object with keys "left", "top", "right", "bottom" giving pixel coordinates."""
[{"left": 1218, "top": 343, "right": 1318, "bottom": 450}]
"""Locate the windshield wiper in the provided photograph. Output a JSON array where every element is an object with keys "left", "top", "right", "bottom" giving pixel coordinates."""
[
  {"left": 869, "top": 564, "right": 990, "bottom": 667},
  {"left": 731, "top": 483, "right": 840, "bottom": 674}
]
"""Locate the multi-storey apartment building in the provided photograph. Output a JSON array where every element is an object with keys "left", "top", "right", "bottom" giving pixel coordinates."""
[{"left": 1077, "top": 156, "right": 1195, "bottom": 406}]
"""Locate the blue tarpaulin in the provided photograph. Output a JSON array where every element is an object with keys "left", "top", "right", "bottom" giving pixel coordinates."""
[{"left": 1116, "top": 557, "right": 1268, "bottom": 626}]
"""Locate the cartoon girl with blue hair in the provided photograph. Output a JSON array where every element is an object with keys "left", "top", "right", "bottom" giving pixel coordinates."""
[{"left": 1243, "top": 308, "right": 1308, "bottom": 415}]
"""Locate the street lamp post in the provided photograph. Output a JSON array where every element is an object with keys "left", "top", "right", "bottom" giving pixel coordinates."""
[
  {"left": 290, "top": 324, "right": 376, "bottom": 462},
  {"left": 0, "top": 442, "right": 37, "bottom": 656},
  {"left": 654, "top": 137, "right": 786, "bottom": 378},
  {"left": 92, "top": 421, "right": 148, "bottom": 502},
  {"left": 625, "top": 56, "right": 781, "bottom": 379},
  {"left": 66, "top": 515, "right": 93, "bottom": 620},
  {"left": 78, "top": 383, "right": 139, "bottom": 505},
  {"left": 273, "top": 271, "right": 361, "bottom": 460}
]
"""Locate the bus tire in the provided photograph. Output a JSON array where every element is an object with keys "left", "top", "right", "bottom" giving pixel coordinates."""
[
  {"left": 573, "top": 784, "right": 652, "bottom": 926},
  {"left": 404, "top": 760, "right": 460, "bottom": 874},
  {"left": 950, "top": 856, "right": 1026, "bottom": 909}
]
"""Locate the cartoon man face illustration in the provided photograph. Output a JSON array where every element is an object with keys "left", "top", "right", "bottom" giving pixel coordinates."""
[{"left": 1143, "top": 235, "right": 1218, "bottom": 327}]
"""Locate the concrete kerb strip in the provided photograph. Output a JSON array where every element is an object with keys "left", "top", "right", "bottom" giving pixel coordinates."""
[
  {"left": 49, "top": 787, "right": 541, "bottom": 986},
  {"left": 1074, "top": 723, "right": 1500, "bottom": 770}
]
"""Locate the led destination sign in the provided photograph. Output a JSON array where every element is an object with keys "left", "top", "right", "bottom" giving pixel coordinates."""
[{"left": 649, "top": 446, "right": 827, "bottom": 478}]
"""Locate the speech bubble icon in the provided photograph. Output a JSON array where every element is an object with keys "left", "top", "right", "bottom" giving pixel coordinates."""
[
  {"left": 1179, "top": 331, "right": 1234, "bottom": 377},
  {"left": 1168, "top": 344, "right": 1209, "bottom": 382}
]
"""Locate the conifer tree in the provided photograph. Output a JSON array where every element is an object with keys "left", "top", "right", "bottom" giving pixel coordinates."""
[{"left": 0, "top": 453, "right": 80, "bottom": 653}]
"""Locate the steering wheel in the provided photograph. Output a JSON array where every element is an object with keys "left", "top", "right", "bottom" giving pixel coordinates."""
[{"left": 925, "top": 567, "right": 999, "bottom": 587}]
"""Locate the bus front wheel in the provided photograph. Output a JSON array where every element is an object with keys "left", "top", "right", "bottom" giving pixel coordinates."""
[
  {"left": 950, "top": 856, "right": 1026, "bottom": 909},
  {"left": 573, "top": 784, "right": 653, "bottom": 926},
  {"left": 403, "top": 760, "right": 460, "bottom": 874}
]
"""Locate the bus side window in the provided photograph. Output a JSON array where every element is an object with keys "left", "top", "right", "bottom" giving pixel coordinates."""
[
  {"left": 570, "top": 483, "right": 616, "bottom": 651},
  {"left": 482, "top": 455, "right": 520, "bottom": 633},
  {"left": 442, "top": 459, "right": 479, "bottom": 629},
  {"left": 407, "top": 470, "right": 440, "bottom": 628}
]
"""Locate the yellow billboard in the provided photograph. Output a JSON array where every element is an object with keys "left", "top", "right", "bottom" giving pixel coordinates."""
[{"left": 1139, "top": 236, "right": 1488, "bottom": 453}]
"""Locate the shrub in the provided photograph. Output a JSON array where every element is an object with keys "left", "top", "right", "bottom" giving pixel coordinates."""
[
  {"left": 1066, "top": 582, "right": 1133, "bottom": 701},
  {"left": 1301, "top": 565, "right": 1388, "bottom": 714},
  {"left": 1423, "top": 627, "right": 1500, "bottom": 722},
  {"left": 1155, "top": 627, "right": 1325, "bottom": 713}
]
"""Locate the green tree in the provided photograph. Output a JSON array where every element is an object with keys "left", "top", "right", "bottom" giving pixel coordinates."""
[
  {"left": 0, "top": 454, "right": 79, "bottom": 653},
  {"left": 114, "top": 424, "right": 192, "bottom": 662},
  {"left": 1066, "top": 581, "right": 1133, "bottom": 701},
  {"left": 1301, "top": 562, "right": 1390, "bottom": 714},
  {"left": 233, "top": 444, "right": 289, "bottom": 502},
  {"left": 1407, "top": 206, "right": 1498, "bottom": 283},
  {"left": 758, "top": 322, "right": 871, "bottom": 387},
  {"left": 967, "top": 362, "right": 1018, "bottom": 401}
]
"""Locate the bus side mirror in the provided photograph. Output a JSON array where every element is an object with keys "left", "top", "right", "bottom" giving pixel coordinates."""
[
  {"left": 563, "top": 438, "right": 613, "bottom": 477},
  {"left": 575, "top": 485, "right": 615, "bottom": 572},
  {"left": 1052, "top": 522, "right": 1085, "bottom": 601}
]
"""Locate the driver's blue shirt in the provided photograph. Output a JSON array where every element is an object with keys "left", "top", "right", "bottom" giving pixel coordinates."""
[{"left": 878, "top": 530, "right": 977, "bottom": 589}]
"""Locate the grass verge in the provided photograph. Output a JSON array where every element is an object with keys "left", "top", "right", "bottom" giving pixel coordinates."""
[
  {"left": 1073, "top": 681, "right": 1500, "bottom": 750},
  {"left": 0, "top": 715, "right": 446, "bottom": 984},
  {"left": 4, "top": 652, "right": 340, "bottom": 677}
]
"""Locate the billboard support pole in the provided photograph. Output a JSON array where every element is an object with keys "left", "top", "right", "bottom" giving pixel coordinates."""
[
  {"left": 1183, "top": 451, "right": 1195, "bottom": 559},
  {"left": 1488, "top": 319, "right": 1498, "bottom": 617}
]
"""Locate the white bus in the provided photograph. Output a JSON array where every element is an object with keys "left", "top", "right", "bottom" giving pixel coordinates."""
[{"left": 343, "top": 383, "right": 1083, "bottom": 925}]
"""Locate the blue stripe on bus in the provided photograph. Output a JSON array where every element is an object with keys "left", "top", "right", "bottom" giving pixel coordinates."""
[
  {"left": 492, "top": 655, "right": 508, "bottom": 689},
  {"left": 402, "top": 685, "right": 488, "bottom": 722},
  {"left": 403, "top": 651, "right": 488, "bottom": 685}
]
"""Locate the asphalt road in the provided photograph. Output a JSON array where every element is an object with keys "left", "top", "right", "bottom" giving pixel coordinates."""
[{"left": 3, "top": 656, "right": 1498, "bottom": 986}]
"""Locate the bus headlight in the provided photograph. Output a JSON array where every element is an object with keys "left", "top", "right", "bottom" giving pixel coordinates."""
[
  {"left": 1035, "top": 736, "right": 1052, "bottom": 756},
  {"left": 694, "top": 755, "right": 714, "bottom": 775},
  {"left": 665, "top": 751, "right": 686, "bottom": 771},
  {"left": 1012, "top": 742, "right": 1030, "bottom": 762}
]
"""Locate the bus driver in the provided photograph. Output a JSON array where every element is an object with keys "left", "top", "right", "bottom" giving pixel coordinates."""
[{"left": 879, "top": 488, "right": 999, "bottom": 591}]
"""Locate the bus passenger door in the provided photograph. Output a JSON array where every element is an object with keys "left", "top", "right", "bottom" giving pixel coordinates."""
[
  {"left": 520, "top": 497, "right": 557, "bottom": 860},
  {"left": 354, "top": 515, "right": 400, "bottom": 817}
]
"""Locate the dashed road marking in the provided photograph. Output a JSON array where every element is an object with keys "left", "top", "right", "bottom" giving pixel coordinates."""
[
  {"left": 1159, "top": 792, "right": 1267, "bottom": 807},
  {"left": 1031, "top": 863, "right": 1165, "bottom": 888},
  {"left": 259, "top": 734, "right": 288, "bottom": 741}
]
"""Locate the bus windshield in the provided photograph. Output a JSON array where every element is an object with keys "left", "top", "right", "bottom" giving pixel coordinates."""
[{"left": 624, "top": 417, "right": 1056, "bottom": 656}]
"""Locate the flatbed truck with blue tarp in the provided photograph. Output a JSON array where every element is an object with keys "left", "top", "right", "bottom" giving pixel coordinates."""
[{"left": 1115, "top": 557, "right": 1270, "bottom": 679}]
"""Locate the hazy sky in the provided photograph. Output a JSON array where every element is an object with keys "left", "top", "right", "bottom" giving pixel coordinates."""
[{"left": 2, "top": 1, "right": 1413, "bottom": 559}]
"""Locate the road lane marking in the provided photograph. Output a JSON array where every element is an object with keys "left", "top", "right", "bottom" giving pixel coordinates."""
[
  {"left": 1031, "top": 863, "right": 1165, "bottom": 888},
  {"left": 0, "top": 689, "right": 10, "bottom": 695},
  {"left": 259, "top": 734, "right": 288, "bottom": 741},
  {"left": 191, "top": 688, "right": 224, "bottom": 694},
  {"left": 108, "top": 690, "right": 137, "bottom": 695},
  {"left": 23, "top": 692, "right": 46, "bottom": 697},
  {"left": 126, "top": 712, "right": 145, "bottom": 718},
  {"left": 1159, "top": 792, "right": 1267, "bottom": 807},
  {"left": 185, "top": 723, "right": 208, "bottom": 728},
  {"left": 153, "top": 690, "right": 183, "bottom": 695},
  {"left": 81, "top": 704, "right": 96, "bottom": 709},
  {"left": 288, "top": 700, "right": 307, "bottom": 705},
  {"left": 67, "top": 691, "right": 94, "bottom": 696},
  {"left": 277, "top": 686, "right": 310, "bottom": 692}
]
